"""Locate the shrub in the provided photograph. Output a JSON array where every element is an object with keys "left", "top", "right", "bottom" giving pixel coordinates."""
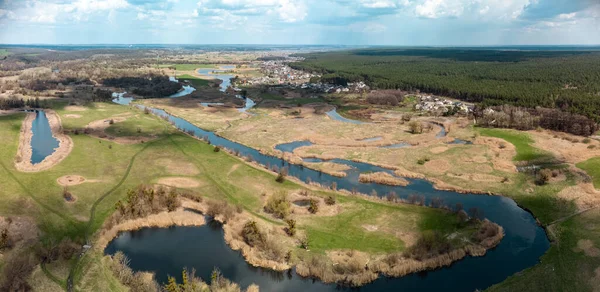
[
  {"left": 404, "top": 231, "right": 451, "bottom": 261},
  {"left": 0, "top": 251, "right": 37, "bottom": 292},
  {"left": 589, "top": 145, "right": 597, "bottom": 149},
  {"left": 583, "top": 138, "right": 591, "bottom": 144},
  {"left": 214, "top": 146, "right": 221, "bottom": 152},
  {"left": 285, "top": 219, "right": 296, "bottom": 236},
  {"left": 325, "top": 196, "right": 336, "bottom": 205},
  {"left": 275, "top": 172, "right": 286, "bottom": 183},
  {"left": 264, "top": 192, "right": 290, "bottom": 219},
  {"left": 308, "top": 199, "right": 319, "bottom": 214},
  {"left": 408, "top": 120, "right": 423, "bottom": 134},
  {"left": 241, "top": 221, "right": 265, "bottom": 247},
  {"left": 537, "top": 168, "right": 553, "bottom": 185},
  {"left": 109, "top": 119, "right": 114, "bottom": 125},
  {"left": 472, "top": 220, "right": 499, "bottom": 244},
  {"left": 417, "top": 157, "right": 430, "bottom": 165},
  {"left": 206, "top": 200, "right": 235, "bottom": 223}
]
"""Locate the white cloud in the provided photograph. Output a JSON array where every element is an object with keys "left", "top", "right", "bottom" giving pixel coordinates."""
[
  {"left": 197, "top": 0, "right": 306, "bottom": 22},
  {"left": 7, "top": 0, "right": 130, "bottom": 24},
  {"left": 558, "top": 12, "right": 576, "bottom": 20},
  {"left": 413, "top": 0, "right": 530, "bottom": 20}
]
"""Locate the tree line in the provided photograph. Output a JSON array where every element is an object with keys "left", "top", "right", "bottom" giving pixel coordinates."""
[{"left": 291, "top": 49, "right": 600, "bottom": 123}]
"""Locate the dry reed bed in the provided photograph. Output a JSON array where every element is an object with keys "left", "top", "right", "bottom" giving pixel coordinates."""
[
  {"left": 359, "top": 172, "right": 409, "bottom": 186},
  {"left": 96, "top": 206, "right": 206, "bottom": 250},
  {"left": 15, "top": 110, "right": 73, "bottom": 172}
]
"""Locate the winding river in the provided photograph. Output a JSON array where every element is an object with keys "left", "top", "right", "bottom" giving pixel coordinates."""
[{"left": 105, "top": 96, "right": 550, "bottom": 291}]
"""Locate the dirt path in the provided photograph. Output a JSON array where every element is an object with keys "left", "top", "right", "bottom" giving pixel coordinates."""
[{"left": 15, "top": 110, "right": 73, "bottom": 172}]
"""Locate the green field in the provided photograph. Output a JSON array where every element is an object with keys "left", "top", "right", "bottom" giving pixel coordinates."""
[
  {"left": 478, "top": 128, "right": 552, "bottom": 162},
  {"left": 0, "top": 49, "right": 11, "bottom": 57},
  {"left": 159, "top": 64, "right": 215, "bottom": 71},
  {"left": 577, "top": 157, "right": 600, "bottom": 188},
  {"left": 177, "top": 74, "right": 211, "bottom": 87}
]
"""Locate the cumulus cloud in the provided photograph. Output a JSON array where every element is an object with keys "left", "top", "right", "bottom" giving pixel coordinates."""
[{"left": 197, "top": 0, "right": 306, "bottom": 22}]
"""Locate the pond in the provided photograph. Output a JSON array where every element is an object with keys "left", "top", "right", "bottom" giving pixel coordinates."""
[
  {"left": 107, "top": 100, "right": 550, "bottom": 292},
  {"left": 30, "top": 110, "right": 60, "bottom": 164}
]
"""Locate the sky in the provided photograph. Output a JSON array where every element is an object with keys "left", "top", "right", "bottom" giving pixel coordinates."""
[{"left": 0, "top": 0, "right": 599, "bottom": 45}]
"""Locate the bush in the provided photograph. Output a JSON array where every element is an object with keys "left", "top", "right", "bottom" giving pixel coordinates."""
[
  {"left": 325, "top": 196, "right": 336, "bottom": 205},
  {"left": 264, "top": 192, "right": 291, "bottom": 219},
  {"left": 285, "top": 219, "right": 296, "bottom": 236},
  {"left": 472, "top": 220, "right": 499, "bottom": 244},
  {"left": 408, "top": 120, "right": 423, "bottom": 134},
  {"left": 242, "top": 221, "right": 265, "bottom": 247},
  {"left": 206, "top": 200, "right": 235, "bottom": 223},
  {"left": 308, "top": 199, "right": 319, "bottom": 214},
  {"left": 109, "top": 119, "right": 114, "bottom": 125},
  {"left": 583, "top": 138, "right": 591, "bottom": 144},
  {"left": 537, "top": 168, "right": 553, "bottom": 185},
  {"left": 0, "top": 251, "right": 37, "bottom": 292},
  {"left": 589, "top": 145, "right": 596, "bottom": 149},
  {"left": 404, "top": 231, "right": 451, "bottom": 261},
  {"left": 214, "top": 146, "right": 221, "bottom": 152},
  {"left": 417, "top": 157, "right": 430, "bottom": 165},
  {"left": 275, "top": 172, "right": 285, "bottom": 183}
]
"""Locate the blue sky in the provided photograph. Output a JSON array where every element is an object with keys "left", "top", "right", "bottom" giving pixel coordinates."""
[{"left": 0, "top": 0, "right": 598, "bottom": 45}]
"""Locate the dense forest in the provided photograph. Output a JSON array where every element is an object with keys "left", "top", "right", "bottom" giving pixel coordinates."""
[
  {"left": 102, "top": 75, "right": 181, "bottom": 98},
  {"left": 291, "top": 49, "right": 600, "bottom": 122}
]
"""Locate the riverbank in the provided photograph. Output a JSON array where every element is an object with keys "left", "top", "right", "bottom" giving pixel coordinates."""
[
  {"left": 96, "top": 202, "right": 206, "bottom": 251},
  {"left": 15, "top": 110, "right": 73, "bottom": 172}
]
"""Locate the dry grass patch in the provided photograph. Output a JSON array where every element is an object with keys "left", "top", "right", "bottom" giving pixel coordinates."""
[
  {"left": 359, "top": 172, "right": 409, "bottom": 186},
  {"left": 64, "top": 105, "right": 87, "bottom": 111},
  {"left": 63, "top": 114, "right": 82, "bottom": 118},
  {"left": 156, "top": 158, "right": 200, "bottom": 175},
  {"left": 574, "top": 239, "right": 600, "bottom": 257},
  {"left": 423, "top": 159, "right": 450, "bottom": 174},
  {"left": 430, "top": 146, "right": 449, "bottom": 154},
  {"left": 56, "top": 175, "right": 88, "bottom": 186},
  {"left": 156, "top": 177, "right": 202, "bottom": 188}
]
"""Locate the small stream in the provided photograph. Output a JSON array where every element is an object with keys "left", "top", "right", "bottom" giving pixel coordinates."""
[
  {"left": 104, "top": 95, "right": 550, "bottom": 292},
  {"left": 196, "top": 65, "right": 255, "bottom": 113},
  {"left": 30, "top": 110, "right": 59, "bottom": 164}
]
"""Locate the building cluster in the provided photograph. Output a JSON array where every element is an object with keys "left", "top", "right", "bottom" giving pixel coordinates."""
[{"left": 414, "top": 95, "right": 473, "bottom": 114}]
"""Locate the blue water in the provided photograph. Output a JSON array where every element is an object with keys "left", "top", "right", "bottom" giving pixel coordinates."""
[
  {"left": 435, "top": 124, "right": 447, "bottom": 138},
  {"left": 168, "top": 76, "right": 196, "bottom": 98},
  {"left": 197, "top": 65, "right": 236, "bottom": 92},
  {"left": 30, "top": 110, "right": 60, "bottom": 164},
  {"left": 107, "top": 98, "right": 550, "bottom": 292},
  {"left": 325, "top": 109, "right": 366, "bottom": 124},
  {"left": 447, "top": 139, "right": 473, "bottom": 145},
  {"left": 275, "top": 140, "right": 313, "bottom": 153},
  {"left": 359, "top": 136, "right": 382, "bottom": 142}
]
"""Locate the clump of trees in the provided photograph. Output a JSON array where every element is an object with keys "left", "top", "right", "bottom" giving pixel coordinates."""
[
  {"left": 475, "top": 105, "right": 599, "bottom": 136},
  {"left": 403, "top": 230, "right": 451, "bottom": 261},
  {"left": 308, "top": 199, "right": 319, "bottom": 214},
  {"left": 366, "top": 90, "right": 405, "bottom": 106},
  {"left": 325, "top": 196, "right": 336, "bottom": 205},
  {"left": 264, "top": 192, "right": 291, "bottom": 219},
  {"left": 408, "top": 121, "right": 423, "bottom": 134},
  {"left": 108, "top": 185, "right": 181, "bottom": 228},
  {"left": 242, "top": 221, "right": 265, "bottom": 247},
  {"left": 102, "top": 75, "right": 182, "bottom": 98},
  {"left": 206, "top": 200, "right": 237, "bottom": 223}
]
